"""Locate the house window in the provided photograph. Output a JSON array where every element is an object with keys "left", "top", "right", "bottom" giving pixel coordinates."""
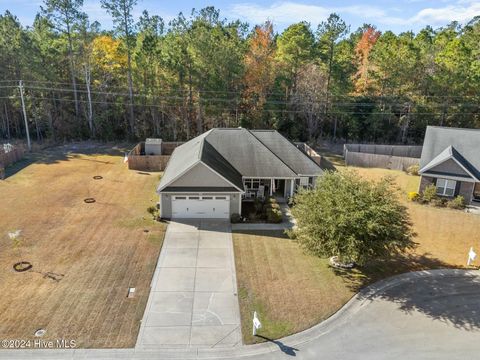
[
  {"left": 244, "top": 178, "right": 261, "bottom": 190},
  {"left": 299, "top": 177, "right": 309, "bottom": 187},
  {"left": 436, "top": 178, "right": 456, "bottom": 197}
]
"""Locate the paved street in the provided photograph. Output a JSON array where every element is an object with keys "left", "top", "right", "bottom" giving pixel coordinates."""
[
  {"left": 135, "top": 219, "right": 242, "bottom": 349},
  {"left": 1, "top": 269, "right": 479, "bottom": 359}
]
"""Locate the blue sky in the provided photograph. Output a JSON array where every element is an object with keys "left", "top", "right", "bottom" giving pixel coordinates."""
[{"left": 1, "top": 0, "right": 479, "bottom": 33}]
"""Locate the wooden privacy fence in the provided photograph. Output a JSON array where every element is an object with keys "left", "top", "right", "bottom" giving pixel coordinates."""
[
  {"left": 295, "top": 142, "right": 321, "bottom": 165},
  {"left": 344, "top": 144, "right": 422, "bottom": 171},
  {"left": 127, "top": 141, "right": 184, "bottom": 171},
  {"left": 0, "top": 144, "right": 25, "bottom": 179}
]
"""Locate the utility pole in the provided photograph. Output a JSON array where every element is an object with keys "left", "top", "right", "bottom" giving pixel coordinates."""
[{"left": 19, "top": 80, "right": 31, "bottom": 151}]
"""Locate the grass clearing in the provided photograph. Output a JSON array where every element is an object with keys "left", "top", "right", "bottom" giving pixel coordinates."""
[
  {"left": 0, "top": 145, "right": 166, "bottom": 348},
  {"left": 234, "top": 160, "right": 480, "bottom": 344},
  {"left": 233, "top": 230, "right": 355, "bottom": 344}
]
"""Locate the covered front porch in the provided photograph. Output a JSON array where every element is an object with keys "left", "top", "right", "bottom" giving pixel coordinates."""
[{"left": 242, "top": 178, "right": 296, "bottom": 201}]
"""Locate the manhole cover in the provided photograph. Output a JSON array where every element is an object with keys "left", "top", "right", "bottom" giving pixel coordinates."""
[
  {"left": 93, "top": 176, "right": 103, "bottom": 180},
  {"left": 34, "top": 329, "right": 46, "bottom": 337},
  {"left": 84, "top": 198, "right": 96, "bottom": 203}
]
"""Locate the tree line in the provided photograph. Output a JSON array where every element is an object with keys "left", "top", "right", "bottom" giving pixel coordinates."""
[{"left": 0, "top": 1, "right": 479, "bottom": 144}]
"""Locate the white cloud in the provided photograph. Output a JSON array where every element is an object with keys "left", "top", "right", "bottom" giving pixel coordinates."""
[
  {"left": 230, "top": 2, "right": 330, "bottom": 25},
  {"left": 230, "top": 2, "right": 387, "bottom": 25},
  {"left": 229, "top": 1, "right": 480, "bottom": 29}
]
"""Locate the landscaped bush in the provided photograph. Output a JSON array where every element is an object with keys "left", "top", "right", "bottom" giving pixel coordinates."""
[
  {"left": 147, "top": 205, "right": 159, "bottom": 220},
  {"left": 447, "top": 196, "right": 466, "bottom": 210},
  {"left": 263, "top": 197, "right": 283, "bottom": 223},
  {"left": 431, "top": 197, "right": 448, "bottom": 207},
  {"left": 421, "top": 184, "right": 438, "bottom": 203},
  {"left": 406, "top": 164, "right": 420, "bottom": 176},
  {"left": 290, "top": 170, "right": 415, "bottom": 266},
  {"left": 266, "top": 207, "right": 283, "bottom": 223},
  {"left": 408, "top": 191, "right": 420, "bottom": 202},
  {"left": 230, "top": 213, "right": 242, "bottom": 223},
  {"left": 254, "top": 198, "right": 264, "bottom": 213}
]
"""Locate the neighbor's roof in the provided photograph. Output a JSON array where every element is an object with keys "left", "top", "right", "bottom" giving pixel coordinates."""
[
  {"left": 157, "top": 128, "right": 323, "bottom": 193},
  {"left": 250, "top": 130, "right": 323, "bottom": 176},
  {"left": 420, "top": 126, "right": 480, "bottom": 180}
]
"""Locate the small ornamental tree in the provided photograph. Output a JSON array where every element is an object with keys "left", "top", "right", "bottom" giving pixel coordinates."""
[{"left": 291, "top": 170, "right": 415, "bottom": 265}]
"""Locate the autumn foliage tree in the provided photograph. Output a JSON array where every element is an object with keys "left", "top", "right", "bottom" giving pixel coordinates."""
[
  {"left": 242, "top": 21, "right": 276, "bottom": 128},
  {"left": 353, "top": 26, "right": 381, "bottom": 94}
]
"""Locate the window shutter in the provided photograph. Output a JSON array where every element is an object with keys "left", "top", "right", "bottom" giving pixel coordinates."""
[{"left": 454, "top": 181, "right": 461, "bottom": 196}]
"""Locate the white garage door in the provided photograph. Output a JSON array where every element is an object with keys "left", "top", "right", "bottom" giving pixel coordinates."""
[{"left": 171, "top": 195, "right": 230, "bottom": 219}]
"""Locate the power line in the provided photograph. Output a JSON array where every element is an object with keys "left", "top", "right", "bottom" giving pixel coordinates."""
[
  {"left": 23, "top": 95, "right": 479, "bottom": 116},
  {"left": 2, "top": 84, "right": 478, "bottom": 108},
  {"left": 0, "top": 79, "right": 479, "bottom": 99}
]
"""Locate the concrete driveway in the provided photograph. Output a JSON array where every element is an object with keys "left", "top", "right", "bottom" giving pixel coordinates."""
[
  {"left": 136, "top": 219, "right": 241, "bottom": 349},
  {"left": 1, "top": 270, "right": 479, "bottom": 359}
]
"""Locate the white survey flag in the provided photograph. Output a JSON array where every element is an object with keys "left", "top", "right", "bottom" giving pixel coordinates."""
[
  {"left": 253, "top": 311, "right": 262, "bottom": 336},
  {"left": 467, "top": 247, "right": 477, "bottom": 266}
]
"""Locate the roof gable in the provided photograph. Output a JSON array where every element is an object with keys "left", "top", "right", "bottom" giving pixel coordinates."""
[
  {"left": 420, "top": 145, "right": 479, "bottom": 181},
  {"left": 167, "top": 162, "right": 236, "bottom": 188},
  {"left": 420, "top": 126, "right": 480, "bottom": 180}
]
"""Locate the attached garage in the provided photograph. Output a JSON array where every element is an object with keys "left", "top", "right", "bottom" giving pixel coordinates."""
[{"left": 171, "top": 195, "right": 230, "bottom": 219}]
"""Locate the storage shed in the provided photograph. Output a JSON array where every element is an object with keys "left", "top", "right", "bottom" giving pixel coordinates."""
[{"left": 145, "top": 138, "right": 162, "bottom": 155}]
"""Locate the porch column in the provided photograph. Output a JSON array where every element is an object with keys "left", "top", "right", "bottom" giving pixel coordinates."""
[
  {"left": 270, "top": 179, "right": 274, "bottom": 196},
  {"left": 290, "top": 179, "right": 294, "bottom": 197}
]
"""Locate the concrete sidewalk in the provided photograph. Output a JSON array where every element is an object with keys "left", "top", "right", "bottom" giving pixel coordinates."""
[
  {"left": 136, "top": 219, "right": 241, "bottom": 349},
  {"left": 2, "top": 270, "right": 479, "bottom": 359}
]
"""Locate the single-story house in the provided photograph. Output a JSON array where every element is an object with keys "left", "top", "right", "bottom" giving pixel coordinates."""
[
  {"left": 156, "top": 128, "right": 323, "bottom": 219},
  {"left": 419, "top": 126, "right": 480, "bottom": 204}
]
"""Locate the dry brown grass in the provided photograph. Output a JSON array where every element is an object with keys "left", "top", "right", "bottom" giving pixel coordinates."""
[
  {"left": 233, "top": 230, "right": 355, "bottom": 344},
  {"left": 0, "top": 146, "right": 166, "bottom": 348},
  {"left": 344, "top": 167, "right": 480, "bottom": 267},
  {"left": 234, "top": 165, "right": 480, "bottom": 344}
]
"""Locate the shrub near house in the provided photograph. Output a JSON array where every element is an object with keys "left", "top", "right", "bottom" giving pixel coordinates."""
[{"left": 291, "top": 170, "right": 415, "bottom": 265}]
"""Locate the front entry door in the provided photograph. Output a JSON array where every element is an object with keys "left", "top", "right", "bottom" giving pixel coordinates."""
[{"left": 473, "top": 183, "right": 480, "bottom": 202}]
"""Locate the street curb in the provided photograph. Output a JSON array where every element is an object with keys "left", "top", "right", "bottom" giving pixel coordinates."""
[{"left": 0, "top": 269, "right": 477, "bottom": 359}]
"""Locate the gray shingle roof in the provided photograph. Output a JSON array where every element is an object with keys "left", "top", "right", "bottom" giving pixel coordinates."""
[
  {"left": 157, "top": 130, "right": 210, "bottom": 191},
  {"left": 250, "top": 130, "right": 323, "bottom": 176},
  {"left": 158, "top": 127, "right": 323, "bottom": 193},
  {"left": 205, "top": 128, "right": 298, "bottom": 178},
  {"left": 420, "top": 126, "right": 480, "bottom": 180},
  {"left": 200, "top": 140, "right": 244, "bottom": 189}
]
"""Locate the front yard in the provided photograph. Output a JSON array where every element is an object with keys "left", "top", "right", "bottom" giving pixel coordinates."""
[
  {"left": 234, "top": 165, "right": 480, "bottom": 344},
  {"left": 0, "top": 145, "right": 166, "bottom": 348}
]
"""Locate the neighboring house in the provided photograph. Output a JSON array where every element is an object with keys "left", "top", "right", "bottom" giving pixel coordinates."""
[
  {"left": 156, "top": 128, "right": 323, "bottom": 219},
  {"left": 419, "top": 126, "right": 480, "bottom": 204}
]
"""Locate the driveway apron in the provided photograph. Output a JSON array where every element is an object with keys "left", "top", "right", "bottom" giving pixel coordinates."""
[{"left": 136, "top": 219, "right": 242, "bottom": 349}]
